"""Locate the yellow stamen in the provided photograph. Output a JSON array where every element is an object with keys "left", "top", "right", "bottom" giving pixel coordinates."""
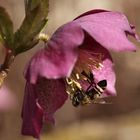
[
  {"left": 66, "top": 78, "right": 81, "bottom": 90},
  {"left": 76, "top": 73, "right": 80, "bottom": 80},
  {"left": 73, "top": 50, "right": 104, "bottom": 76}
]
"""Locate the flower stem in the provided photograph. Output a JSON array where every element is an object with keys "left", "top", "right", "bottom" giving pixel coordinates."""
[{"left": 0, "top": 49, "right": 15, "bottom": 87}]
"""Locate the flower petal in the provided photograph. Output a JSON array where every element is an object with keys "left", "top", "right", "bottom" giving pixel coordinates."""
[
  {"left": 74, "top": 11, "right": 139, "bottom": 51},
  {"left": 74, "top": 9, "right": 109, "bottom": 20},
  {"left": 93, "top": 58, "right": 116, "bottom": 97},
  {"left": 21, "top": 82, "right": 43, "bottom": 139},
  {"left": 0, "top": 85, "right": 16, "bottom": 111},
  {"left": 27, "top": 22, "right": 84, "bottom": 83},
  {"left": 35, "top": 77, "right": 68, "bottom": 124},
  {"left": 81, "top": 34, "right": 116, "bottom": 96},
  {"left": 21, "top": 78, "right": 68, "bottom": 138}
]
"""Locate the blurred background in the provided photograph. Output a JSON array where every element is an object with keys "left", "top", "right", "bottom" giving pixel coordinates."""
[{"left": 0, "top": 0, "right": 140, "bottom": 140}]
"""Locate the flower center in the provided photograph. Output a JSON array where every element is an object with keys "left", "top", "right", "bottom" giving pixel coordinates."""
[
  {"left": 66, "top": 50, "right": 107, "bottom": 107},
  {"left": 71, "top": 49, "right": 103, "bottom": 79}
]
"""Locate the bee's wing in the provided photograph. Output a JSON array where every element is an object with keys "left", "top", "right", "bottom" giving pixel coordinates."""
[{"left": 93, "top": 98, "right": 112, "bottom": 104}]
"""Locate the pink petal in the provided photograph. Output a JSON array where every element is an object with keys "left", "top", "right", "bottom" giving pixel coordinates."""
[
  {"left": 93, "top": 58, "right": 116, "bottom": 97},
  {"left": 74, "top": 9, "right": 109, "bottom": 20},
  {"left": 27, "top": 22, "right": 84, "bottom": 83},
  {"left": 81, "top": 34, "right": 116, "bottom": 96},
  {"left": 0, "top": 85, "right": 16, "bottom": 111},
  {"left": 74, "top": 11, "right": 139, "bottom": 51},
  {"left": 21, "top": 78, "right": 68, "bottom": 138},
  {"left": 35, "top": 77, "right": 68, "bottom": 124},
  {"left": 21, "top": 82, "right": 43, "bottom": 139}
]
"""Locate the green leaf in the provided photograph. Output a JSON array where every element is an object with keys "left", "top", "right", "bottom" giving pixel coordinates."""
[
  {"left": 14, "top": 0, "right": 49, "bottom": 55},
  {"left": 0, "top": 7, "right": 14, "bottom": 48},
  {"left": 24, "top": 0, "right": 41, "bottom": 14}
]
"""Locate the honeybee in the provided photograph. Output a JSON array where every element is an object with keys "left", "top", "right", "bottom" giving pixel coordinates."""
[
  {"left": 81, "top": 71, "right": 107, "bottom": 103},
  {"left": 66, "top": 71, "right": 108, "bottom": 107},
  {"left": 66, "top": 78, "right": 85, "bottom": 107},
  {"left": 72, "top": 89, "right": 84, "bottom": 107}
]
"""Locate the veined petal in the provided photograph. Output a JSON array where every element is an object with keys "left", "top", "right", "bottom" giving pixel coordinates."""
[
  {"left": 21, "top": 82, "right": 43, "bottom": 139},
  {"left": 81, "top": 35, "right": 116, "bottom": 96},
  {"left": 27, "top": 23, "right": 84, "bottom": 83},
  {"left": 35, "top": 78, "right": 68, "bottom": 124},
  {"left": 21, "top": 78, "right": 68, "bottom": 138},
  {"left": 74, "top": 11, "right": 139, "bottom": 51},
  {"left": 94, "top": 58, "right": 116, "bottom": 97},
  {"left": 27, "top": 46, "right": 79, "bottom": 84}
]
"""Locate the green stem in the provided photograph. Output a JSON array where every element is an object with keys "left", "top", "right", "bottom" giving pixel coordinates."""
[
  {"left": 1, "top": 49, "right": 15, "bottom": 71},
  {"left": 0, "top": 49, "right": 15, "bottom": 87}
]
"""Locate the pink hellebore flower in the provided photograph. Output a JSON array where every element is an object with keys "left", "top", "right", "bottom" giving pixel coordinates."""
[{"left": 22, "top": 9, "right": 139, "bottom": 138}]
